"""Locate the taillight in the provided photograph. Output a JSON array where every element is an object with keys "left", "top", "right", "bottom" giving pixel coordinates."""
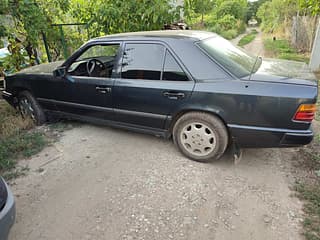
[{"left": 293, "top": 104, "right": 317, "bottom": 122}]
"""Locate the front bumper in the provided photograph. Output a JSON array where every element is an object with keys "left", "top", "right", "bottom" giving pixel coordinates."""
[
  {"left": 1, "top": 91, "right": 15, "bottom": 106},
  {"left": 0, "top": 180, "right": 16, "bottom": 240}
]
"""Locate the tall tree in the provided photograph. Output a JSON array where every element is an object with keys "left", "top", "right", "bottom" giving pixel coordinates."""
[{"left": 184, "top": 0, "right": 215, "bottom": 24}]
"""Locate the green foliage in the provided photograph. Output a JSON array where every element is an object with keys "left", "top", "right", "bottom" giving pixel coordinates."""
[
  {"left": 216, "top": 0, "right": 247, "bottom": 20},
  {"left": 220, "top": 29, "right": 238, "bottom": 40},
  {"left": 70, "top": 0, "right": 180, "bottom": 36},
  {"left": 3, "top": 38, "right": 28, "bottom": 72},
  {"left": 264, "top": 38, "right": 309, "bottom": 62},
  {"left": 1, "top": 0, "right": 181, "bottom": 68},
  {"left": 185, "top": 0, "right": 248, "bottom": 39},
  {"left": 217, "top": 14, "right": 237, "bottom": 31},
  {"left": 238, "top": 31, "right": 258, "bottom": 47},
  {"left": 246, "top": 0, "right": 269, "bottom": 22},
  {"left": 299, "top": 0, "right": 320, "bottom": 16},
  {"left": 256, "top": 0, "right": 318, "bottom": 33},
  {"left": 184, "top": 0, "right": 215, "bottom": 23}
]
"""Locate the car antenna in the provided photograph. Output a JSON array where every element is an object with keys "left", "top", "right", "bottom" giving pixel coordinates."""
[{"left": 249, "top": 49, "right": 262, "bottom": 81}]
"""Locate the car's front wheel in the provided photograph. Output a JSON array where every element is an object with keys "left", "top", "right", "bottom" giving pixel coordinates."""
[
  {"left": 18, "top": 91, "right": 46, "bottom": 125},
  {"left": 173, "top": 112, "right": 228, "bottom": 162}
]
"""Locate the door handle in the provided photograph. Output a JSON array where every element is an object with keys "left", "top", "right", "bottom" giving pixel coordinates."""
[
  {"left": 163, "top": 91, "right": 185, "bottom": 100},
  {"left": 96, "top": 86, "right": 111, "bottom": 94}
]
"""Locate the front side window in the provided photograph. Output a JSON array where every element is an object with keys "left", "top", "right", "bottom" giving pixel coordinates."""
[
  {"left": 121, "top": 43, "right": 165, "bottom": 80},
  {"left": 68, "top": 44, "right": 120, "bottom": 78},
  {"left": 163, "top": 50, "right": 189, "bottom": 81}
]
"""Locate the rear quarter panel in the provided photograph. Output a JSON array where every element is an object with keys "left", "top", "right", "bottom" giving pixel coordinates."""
[{"left": 181, "top": 79, "right": 317, "bottom": 146}]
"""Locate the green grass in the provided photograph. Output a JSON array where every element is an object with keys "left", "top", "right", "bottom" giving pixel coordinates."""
[
  {"left": 295, "top": 93, "right": 320, "bottom": 240},
  {"left": 295, "top": 183, "right": 320, "bottom": 240},
  {"left": 264, "top": 38, "right": 309, "bottom": 63},
  {"left": 238, "top": 30, "right": 258, "bottom": 47},
  {"left": 0, "top": 131, "right": 47, "bottom": 174},
  {"left": 0, "top": 100, "right": 47, "bottom": 178}
]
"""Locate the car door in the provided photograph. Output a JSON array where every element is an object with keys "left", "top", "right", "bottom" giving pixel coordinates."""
[
  {"left": 113, "top": 42, "right": 195, "bottom": 130},
  {"left": 56, "top": 43, "right": 122, "bottom": 120}
]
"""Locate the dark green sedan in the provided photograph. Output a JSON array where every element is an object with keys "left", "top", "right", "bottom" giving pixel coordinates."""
[{"left": 2, "top": 31, "right": 318, "bottom": 162}]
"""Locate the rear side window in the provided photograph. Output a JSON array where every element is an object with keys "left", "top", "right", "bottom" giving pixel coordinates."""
[
  {"left": 121, "top": 43, "right": 165, "bottom": 80},
  {"left": 163, "top": 50, "right": 189, "bottom": 81}
]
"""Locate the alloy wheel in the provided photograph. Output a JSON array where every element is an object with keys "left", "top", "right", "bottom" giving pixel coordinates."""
[{"left": 180, "top": 122, "right": 217, "bottom": 157}]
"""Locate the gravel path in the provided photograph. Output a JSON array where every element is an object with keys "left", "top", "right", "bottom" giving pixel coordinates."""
[{"left": 8, "top": 31, "right": 305, "bottom": 240}]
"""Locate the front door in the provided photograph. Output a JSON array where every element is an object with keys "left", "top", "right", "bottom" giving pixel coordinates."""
[
  {"left": 57, "top": 43, "right": 121, "bottom": 120},
  {"left": 113, "top": 42, "right": 194, "bottom": 130}
]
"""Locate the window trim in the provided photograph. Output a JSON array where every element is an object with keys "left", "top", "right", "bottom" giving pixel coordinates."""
[
  {"left": 162, "top": 49, "right": 190, "bottom": 82},
  {"left": 119, "top": 40, "right": 193, "bottom": 82},
  {"left": 64, "top": 41, "right": 124, "bottom": 79},
  {"left": 120, "top": 42, "right": 166, "bottom": 81}
]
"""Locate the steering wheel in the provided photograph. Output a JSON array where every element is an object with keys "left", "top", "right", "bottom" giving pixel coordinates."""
[{"left": 86, "top": 59, "right": 106, "bottom": 77}]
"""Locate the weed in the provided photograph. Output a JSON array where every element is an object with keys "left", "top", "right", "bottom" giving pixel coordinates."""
[
  {"left": 0, "top": 131, "right": 47, "bottom": 173},
  {"left": 0, "top": 100, "right": 47, "bottom": 176},
  {"left": 3, "top": 166, "right": 29, "bottom": 180},
  {"left": 0, "top": 101, "right": 34, "bottom": 139},
  {"left": 48, "top": 121, "right": 73, "bottom": 132},
  {"left": 238, "top": 31, "right": 257, "bottom": 47},
  {"left": 264, "top": 39, "right": 309, "bottom": 63},
  {"left": 295, "top": 183, "right": 320, "bottom": 240}
]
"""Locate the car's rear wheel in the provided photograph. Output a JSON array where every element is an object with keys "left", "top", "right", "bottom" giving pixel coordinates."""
[
  {"left": 18, "top": 91, "right": 46, "bottom": 125},
  {"left": 173, "top": 112, "right": 228, "bottom": 162}
]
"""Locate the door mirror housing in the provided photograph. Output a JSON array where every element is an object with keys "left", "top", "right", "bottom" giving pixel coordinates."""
[{"left": 53, "top": 66, "right": 66, "bottom": 78}]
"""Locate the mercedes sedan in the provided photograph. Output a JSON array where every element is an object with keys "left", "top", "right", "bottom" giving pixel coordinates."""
[{"left": 2, "top": 30, "right": 318, "bottom": 162}]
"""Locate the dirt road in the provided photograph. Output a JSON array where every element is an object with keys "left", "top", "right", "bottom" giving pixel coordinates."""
[{"left": 8, "top": 32, "right": 305, "bottom": 240}]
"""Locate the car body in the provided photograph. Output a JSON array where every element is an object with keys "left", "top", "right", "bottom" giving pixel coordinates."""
[
  {"left": 2, "top": 30, "right": 318, "bottom": 161},
  {"left": 0, "top": 177, "right": 15, "bottom": 240}
]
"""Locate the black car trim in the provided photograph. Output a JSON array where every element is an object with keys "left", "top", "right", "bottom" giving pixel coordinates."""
[
  {"left": 38, "top": 98, "right": 167, "bottom": 120},
  {"left": 115, "top": 108, "right": 167, "bottom": 120},
  {"left": 49, "top": 110, "right": 169, "bottom": 137},
  {"left": 37, "top": 98, "right": 113, "bottom": 113},
  {"left": 228, "top": 124, "right": 312, "bottom": 134}
]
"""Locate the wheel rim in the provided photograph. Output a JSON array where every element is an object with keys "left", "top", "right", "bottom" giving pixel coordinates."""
[
  {"left": 180, "top": 122, "right": 217, "bottom": 157},
  {"left": 19, "top": 97, "right": 35, "bottom": 121}
]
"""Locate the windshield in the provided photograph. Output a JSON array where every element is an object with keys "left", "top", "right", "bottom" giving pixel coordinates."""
[{"left": 198, "top": 36, "right": 260, "bottom": 78}]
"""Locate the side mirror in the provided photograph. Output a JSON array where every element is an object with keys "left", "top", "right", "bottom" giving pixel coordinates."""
[{"left": 53, "top": 66, "right": 66, "bottom": 78}]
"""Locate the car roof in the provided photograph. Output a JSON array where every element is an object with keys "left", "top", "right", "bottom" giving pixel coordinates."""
[{"left": 92, "top": 30, "right": 217, "bottom": 42}]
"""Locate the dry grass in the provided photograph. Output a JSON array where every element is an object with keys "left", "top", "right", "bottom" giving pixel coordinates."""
[{"left": 0, "top": 100, "right": 34, "bottom": 139}]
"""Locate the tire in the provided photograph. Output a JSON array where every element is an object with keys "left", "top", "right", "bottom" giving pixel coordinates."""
[
  {"left": 173, "top": 112, "right": 228, "bottom": 162},
  {"left": 18, "top": 90, "right": 46, "bottom": 125}
]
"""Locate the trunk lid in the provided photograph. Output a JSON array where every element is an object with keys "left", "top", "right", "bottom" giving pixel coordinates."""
[{"left": 247, "top": 58, "right": 318, "bottom": 86}]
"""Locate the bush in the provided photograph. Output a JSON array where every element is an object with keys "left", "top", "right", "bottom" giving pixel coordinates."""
[
  {"left": 216, "top": 14, "right": 237, "bottom": 31},
  {"left": 220, "top": 29, "right": 238, "bottom": 40}
]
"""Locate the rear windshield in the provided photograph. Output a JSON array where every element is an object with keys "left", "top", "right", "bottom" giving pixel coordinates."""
[{"left": 198, "top": 36, "right": 259, "bottom": 78}]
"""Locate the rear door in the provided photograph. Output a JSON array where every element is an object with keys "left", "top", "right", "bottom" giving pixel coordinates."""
[{"left": 113, "top": 42, "right": 195, "bottom": 130}]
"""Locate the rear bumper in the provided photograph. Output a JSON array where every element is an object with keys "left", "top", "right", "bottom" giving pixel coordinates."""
[
  {"left": 0, "top": 181, "right": 15, "bottom": 240},
  {"left": 228, "top": 124, "right": 313, "bottom": 148}
]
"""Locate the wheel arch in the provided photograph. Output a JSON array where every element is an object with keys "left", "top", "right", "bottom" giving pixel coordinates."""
[{"left": 168, "top": 108, "right": 232, "bottom": 142}]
